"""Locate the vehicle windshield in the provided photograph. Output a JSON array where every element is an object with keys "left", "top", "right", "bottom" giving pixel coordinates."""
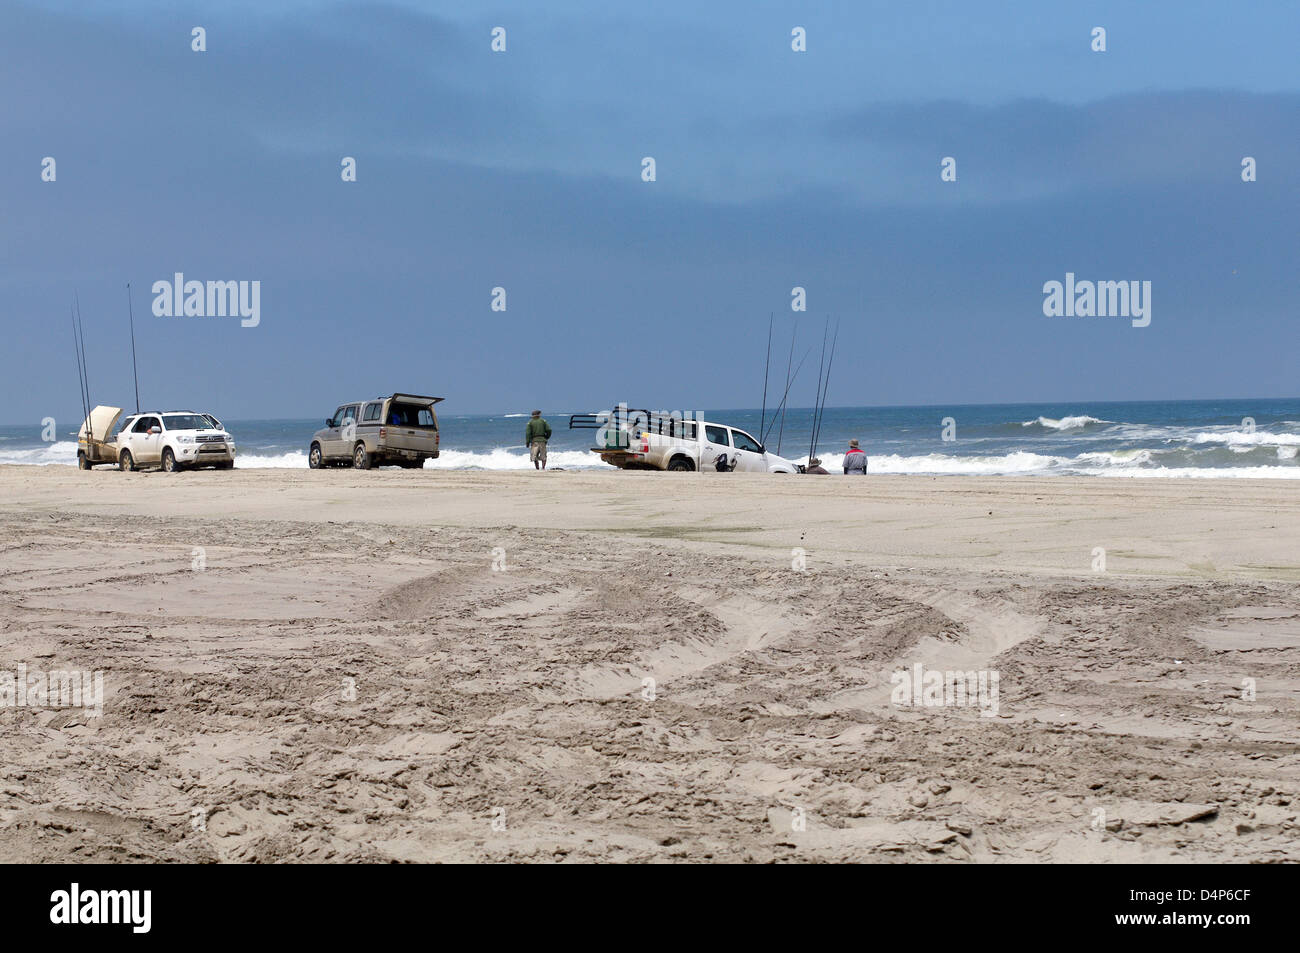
[{"left": 162, "top": 414, "right": 217, "bottom": 431}]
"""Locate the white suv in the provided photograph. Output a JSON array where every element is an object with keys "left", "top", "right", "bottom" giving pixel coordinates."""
[{"left": 115, "top": 412, "right": 236, "bottom": 472}]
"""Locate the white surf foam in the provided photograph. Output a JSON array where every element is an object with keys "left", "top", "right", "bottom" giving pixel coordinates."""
[
  {"left": 862, "top": 451, "right": 1070, "bottom": 475},
  {"left": 1082, "top": 465, "right": 1300, "bottom": 479},
  {"left": 1190, "top": 429, "right": 1300, "bottom": 447},
  {"left": 1075, "top": 449, "right": 1154, "bottom": 466},
  {"left": 235, "top": 451, "right": 308, "bottom": 468},
  {"left": 235, "top": 448, "right": 614, "bottom": 470},
  {"left": 0, "top": 440, "right": 79, "bottom": 466},
  {"left": 429, "top": 448, "right": 613, "bottom": 470},
  {"left": 1022, "top": 415, "right": 1110, "bottom": 431},
  {"left": 7, "top": 442, "right": 1295, "bottom": 478}
]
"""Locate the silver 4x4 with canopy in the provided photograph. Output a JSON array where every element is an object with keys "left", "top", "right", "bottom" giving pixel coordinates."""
[{"left": 309, "top": 393, "right": 443, "bottom": 469}]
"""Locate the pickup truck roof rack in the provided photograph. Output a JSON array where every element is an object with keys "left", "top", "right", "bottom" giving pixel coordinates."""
[{"left": 569, "top": 407, "right": 697, "bottom": 437}]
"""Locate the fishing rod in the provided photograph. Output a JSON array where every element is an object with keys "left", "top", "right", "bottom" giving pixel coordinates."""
[
  {"left": 776, "top": 323, "right": 796, "bottom": 454},
  {"left": 811, "top": 319, "right": 839, "bottom": 458},
  {"left": 72, "top": 298, "right": 90, "bottom": 428},
  {"left": 76, "top": 296, "right": 93, "bottom": 441},
  {"left": 807, "top": 318, "right": 829, "bottom": 464},
  {"left": 75, "top": 296, "right": 89, "bottom": 400},
  {"left": 759, "top": 313, "right": 772, "bottom": 444},
  {"left": 127, "top": 283, "right": 140, "bottom": 413},
  {"left": 763, "top": 345, "right": 813, "bottom": 447},
  {"left": 71, "top": 306, "right": 88, "bottom": 433}
]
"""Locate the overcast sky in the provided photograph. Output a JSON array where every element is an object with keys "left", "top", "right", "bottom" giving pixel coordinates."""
[{"left": 2, "top": 0, "right": 1297, "bottom": 422}]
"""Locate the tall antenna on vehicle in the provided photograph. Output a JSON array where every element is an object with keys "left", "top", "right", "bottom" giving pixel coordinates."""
[{"left": 127, "top": 282, "right": 141, "bottom": 413}]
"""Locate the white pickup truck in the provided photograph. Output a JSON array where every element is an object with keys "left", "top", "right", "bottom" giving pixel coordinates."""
[{"left": 571, "top": 408, "right": 801, "bottom": 473}]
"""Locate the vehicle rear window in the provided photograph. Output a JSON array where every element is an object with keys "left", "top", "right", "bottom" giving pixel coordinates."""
[{"left": 388, "top": 402, "right": 437, "bottom": 428}]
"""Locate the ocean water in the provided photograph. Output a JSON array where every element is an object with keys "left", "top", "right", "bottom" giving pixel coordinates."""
[{"left": 3, "top": 399, "right": 1298, "bottom": 477}]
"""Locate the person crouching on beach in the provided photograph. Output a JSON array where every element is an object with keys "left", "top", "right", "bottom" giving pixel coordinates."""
[
  {"left": 525, "top": 410, "right": 552, "bottom": 470},
  {"left": 843, "top": 439, "right": 868, "bottom": 475},
  {"left": 805, "top": 457, "right": 829, "bottom": 474}
]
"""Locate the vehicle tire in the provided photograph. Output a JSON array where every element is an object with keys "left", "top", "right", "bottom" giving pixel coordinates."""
[
  {"left": 78, "top": 452, "right": 90, "bottom": 471},
  {"left": 353, "top": 443, "right": 371, "bottom": 470},
  {"left": 118, "top": 450, "right": 135, "bottom": 472},
  {"left": 308, "top": 443, "right": 323, "bottom": 469},
  {"left": 667, "top": 457, "right": 694, "bottom": 472},
  {"left": 161, "top": 448, "right": 178, "bottom": 472}
]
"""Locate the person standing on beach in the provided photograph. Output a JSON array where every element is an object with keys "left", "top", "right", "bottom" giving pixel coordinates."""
[
  {"left": 525, "top": 410, "right": 552, "bottom": 470},
  {"left": 843, "top": 439, "right": 868, "bottom": 475}
]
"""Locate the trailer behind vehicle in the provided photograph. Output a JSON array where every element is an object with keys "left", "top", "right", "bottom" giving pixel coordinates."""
[{"left": 77, "top": 405, "right": 123, "bottom": 470}]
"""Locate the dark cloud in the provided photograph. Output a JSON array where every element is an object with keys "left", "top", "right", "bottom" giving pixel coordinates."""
[{"left": 1, "top": 1, "right": 1295, "bottom": 423}]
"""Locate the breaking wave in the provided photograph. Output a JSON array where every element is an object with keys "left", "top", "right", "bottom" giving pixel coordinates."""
[
  {"left": 1021, "top": 415, "right": 1110, "bottom": 431},
  {"left": 0, "top": 440, "right": 80, "bottom": 466},
  {"left": 1190, "top": 429, "right": 1300, "bottom": 447}
]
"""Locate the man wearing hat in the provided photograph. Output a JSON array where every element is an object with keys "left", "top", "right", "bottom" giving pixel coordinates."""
[
  {"left": 805, "top": 457, "right": 829, "bottom": 475},
  {"left": 843, "top": 439, "right": 868, "bottom": 475},
  {"left": 525, "top": 410, "right": 552, "bottom": 470}
]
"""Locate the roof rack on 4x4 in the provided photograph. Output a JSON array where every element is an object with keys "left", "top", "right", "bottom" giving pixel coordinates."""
[{"left": 569, "top": 407, "right": 693, "bottom": 434}]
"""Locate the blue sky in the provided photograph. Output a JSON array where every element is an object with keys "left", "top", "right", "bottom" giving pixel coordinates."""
[{"left": 2, "top": 0, "right": 1297, "bottom": 422}]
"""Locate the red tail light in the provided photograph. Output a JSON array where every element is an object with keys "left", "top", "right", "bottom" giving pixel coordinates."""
[
  {"left": 641, "top": 435, "right": 649, "bottom": 454},
  {"left": 379, "top": 427, "right": 387, "bottom": 438}
]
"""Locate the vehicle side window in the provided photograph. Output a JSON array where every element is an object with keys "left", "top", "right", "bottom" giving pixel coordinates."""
[
  {"left": 330, "top": 407, "right": 346, "bottom": 427},
  {"left": 132, "top": 417, "right": 153, "bottom": 433},
  {"left": 346, "top": 405, "right": 360, "bottom": 423},
  {"left": 364, "top": 403, "right": 381, "bottom": 422},
  {"left": 705, "top": 425, "right": 730, "bottom": 446},
  {"left": 731, "top": 430, "right": 761, "bottom": 453}
]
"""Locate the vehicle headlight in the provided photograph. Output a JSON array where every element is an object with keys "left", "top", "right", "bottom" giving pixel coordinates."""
[{"left": 178, "top": 436, "right": 195, "bottom": 444}]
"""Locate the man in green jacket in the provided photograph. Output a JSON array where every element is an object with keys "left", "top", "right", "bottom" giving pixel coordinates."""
[{"left": 525, "top": 410, "right": 552, "bottom": 470}]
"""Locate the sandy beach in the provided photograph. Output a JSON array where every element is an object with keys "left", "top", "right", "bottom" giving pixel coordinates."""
[{"left": 1, "top": 464, "right": 1297, "bottom": 863}]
